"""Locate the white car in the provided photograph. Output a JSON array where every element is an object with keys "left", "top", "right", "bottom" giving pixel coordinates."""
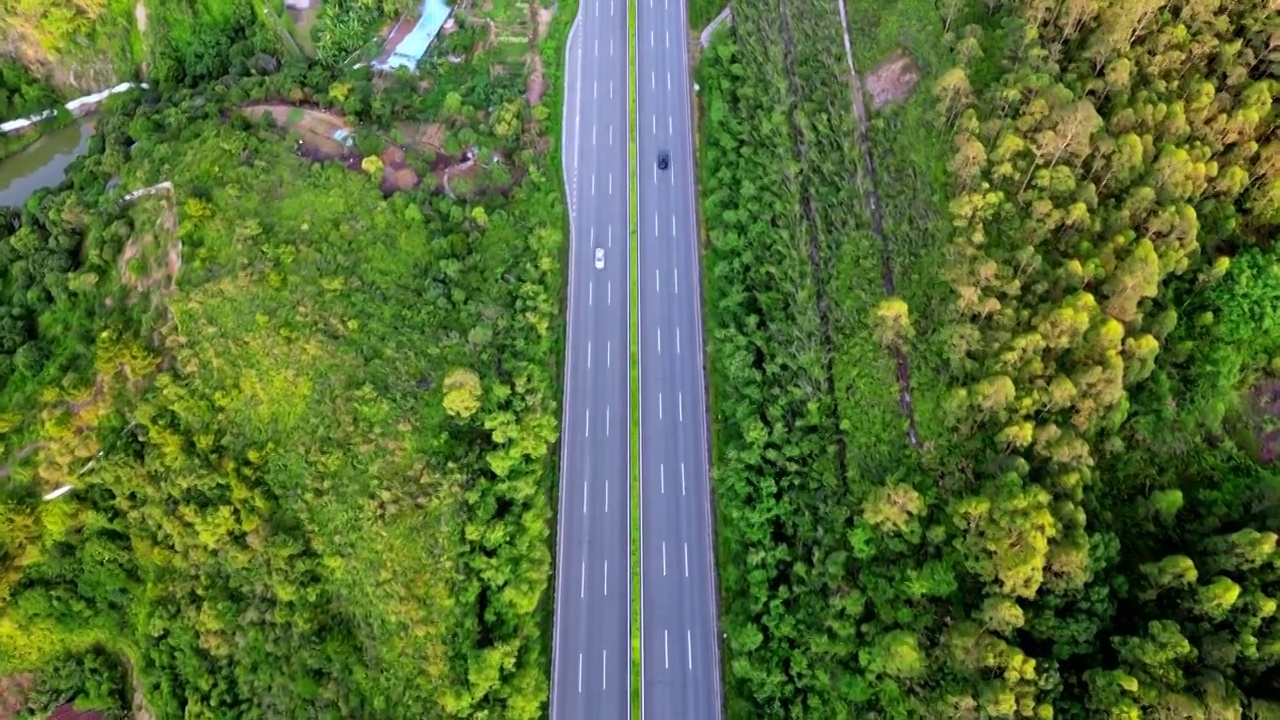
[{"left": 594, "top": 248, "right": 605, "bottom": 269}]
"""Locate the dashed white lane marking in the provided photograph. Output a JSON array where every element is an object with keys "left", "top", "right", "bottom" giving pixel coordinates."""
[
  {"left": 591, "top": 174, "right": 595, "bottom": 195},
  {"left": 667, "top": 72, "right": 671, "bottom": 89},
  {"left": 674, "top": 267, "right": 679, "bottom": 294},
  {"left": 581, "top": 561, "right": 586, "bottom": 597},
  {"left": 679, "top": 392, "right": 684, "bottom": 421},
  {"left": 583, "top": 481, "right": 588, "bottom": 513},
  {"left": 666, "top": 30, "right": 670, "bottom": 47},
  {"left": 650, "top": 31, "right": 654, "bottom": 46},
  {"left": 608, "top": 341, "right": 612, "bottom": 367},
  {"left": 608, "top": 281, "right": 612, "bottom": 305},
  {"left": 594, "top": 80, "right": 597, "bottom": 98},
  {"left": 585, "top": 408, "right": 590, "bottom": 437},
  {"left": 664, "top": 630, "right": 669, "bottom": 669},
  {"left": 672, "top": 215, "right": 676, "bottom": 236},
  {"left": 676, "top": 327, "right": 681, "bottom": 354},
  {"left": 651, "top": 72, "right": 655, "bottom": 88},
  {"left": 611, "top": 38, "right": 614, "bottom": 55},
  {"left": 657, "top": 327, "right": 661, "bottom": 354},
  {"left": 605, "top": 479, "right": 609, "bottom": 511},
  {"left": 669, "top": 116, "right": 672, "bottom": 134},
  {"left": 684, "top": 542, "right": 689, "bottom": 577},
  {"left": 594, "top": 39, "right": 598, "bottom": 55},
  {"left": 609, "top": 174, "right": 613, "bottom": 195},
  {"left": 653, "top": 164, "right": 657, "bottom": 184},
  {"left": 681, "top": 462, "right": 686, "bottom": 495},
  {"left": 592, "top": 125, "right": 596, "bottom": 145},
  {"left": 610, "top": 81, "right": 614, "bottom": 98},
  {"left": 606, "top": 406, "right": 610, "bottom": 437},
  {"left": 578, "top": 653, "right": 584, "bottom": 692},
  {"left": 587, "top": 341, "right": 592, "bottom": 368},
  {"left": 658, "top": 393, "right": 663, "bottom": 419},
  {"left": 654, "top": 212, "right": 658, "bottom": 235},
  {"left": 687, "top": 630, "right": 692, "bottom": 669},
  {"left": 602, "top": 650, "right": 608, "bottom": 689},
  {"left": 608, "top": 224, "right": 613, "bottom": 247},
  {"left": 603, "top": 561, "right": 608, "bottom": 596},
  {"left": 662, "top": 541, "right": 667, "bottom": 575},
  {"left": 589, "top": 281, "right": 593, "bottom": 305},
  {"left": 660, "top": 463, "right": 665, "bottom": 493},
  {"left": 610, "top": 125, "right": 614, "bottom": 145},
  {"left": 655, "top": 268, "right": 660, "bottom": 293}
]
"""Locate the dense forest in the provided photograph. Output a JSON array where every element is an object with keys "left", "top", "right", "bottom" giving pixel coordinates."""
[
  {"left": 698, "top": 0, "right": 1280, "bottom": 716},
  {"left": 0, "top": 61, "right": 60, "bottom": 123},
  {"left": 0, "top": 0, "right": 570, "bottom": 715}
]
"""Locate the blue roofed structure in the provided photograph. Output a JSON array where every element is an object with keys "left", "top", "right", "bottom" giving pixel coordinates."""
[{"left": 373, "top": 0, "right": 453, "bottom": 71}]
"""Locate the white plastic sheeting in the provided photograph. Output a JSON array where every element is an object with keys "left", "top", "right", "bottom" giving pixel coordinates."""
[{"left": 1, "top": 82, "right": 149, "bottom": 135}]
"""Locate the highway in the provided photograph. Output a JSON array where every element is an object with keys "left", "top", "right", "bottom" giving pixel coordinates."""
[
  {"left": 549, "top": 0, "right": 632, "bottom": 713},
  {"left": 553, "top": 0, "right": 722, "bottom": 713},
  {"left": 635, "top": 0, "right": 724, "bottom": 715}
]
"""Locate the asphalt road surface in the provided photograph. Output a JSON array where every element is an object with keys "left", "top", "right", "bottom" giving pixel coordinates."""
[
  {"left": 549, "top": 0, "right": 632, "bottom": 715},
  {"left": 635, "top": 0, "right": 724, "bottom": 717}
]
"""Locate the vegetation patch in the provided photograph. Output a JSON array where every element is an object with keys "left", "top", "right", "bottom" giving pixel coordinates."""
[
  {"left": 699, "top": 0, "right": 1280, "bottom": 715},
  {"left": 0, "top": 0, "right": 573, "bottom": 711}
]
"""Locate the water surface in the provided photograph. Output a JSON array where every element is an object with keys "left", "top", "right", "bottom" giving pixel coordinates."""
[{"left": 0, "top": 121, "right": 93, "bottom": 208}]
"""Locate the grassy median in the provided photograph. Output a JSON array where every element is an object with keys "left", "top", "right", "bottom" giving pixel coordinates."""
[{"left": 628, "top": 0, "right": 642, "bottom": 711}]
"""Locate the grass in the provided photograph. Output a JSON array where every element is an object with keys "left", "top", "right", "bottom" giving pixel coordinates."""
[{"left": 284, "top": 3, "right": 320, "bottom": 57}]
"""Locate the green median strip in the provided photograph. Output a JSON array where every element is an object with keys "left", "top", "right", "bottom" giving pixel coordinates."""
[{"left": 628, "top": 0, "right": 641, "bottom": 711}]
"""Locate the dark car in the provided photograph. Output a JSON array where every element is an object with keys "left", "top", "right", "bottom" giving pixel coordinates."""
[{"left": 658, "top": 151, "right": 670, "bottom": 170}]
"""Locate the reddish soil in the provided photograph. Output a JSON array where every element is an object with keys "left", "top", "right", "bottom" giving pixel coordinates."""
[
  {"left": 525, "top": 54, "right": 547, "bottom": 105},
  {"left": 45, "top": 705, "right": 103, "bottom": 720},
  {"left": 0, "top": 675, "right": 35, "bottom": 720},
  {"left": 864, "top": 51, "right": 920, "bottom": 109},
  {"left": 1250, "top": 379, "right": 1280, "bottom": 463}
]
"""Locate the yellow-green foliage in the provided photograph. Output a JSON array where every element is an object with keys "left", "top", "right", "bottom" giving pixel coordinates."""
[
  {"left": 0, "top": 0, "right": 137, "bottom": 89},
  {"left": 0, "top": 99, "right": 562, "bottom": 717}
]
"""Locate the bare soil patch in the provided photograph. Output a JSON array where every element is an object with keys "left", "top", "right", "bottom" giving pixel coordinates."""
[
  {"left": 242, "top": 104, "right": 354, "bottom": 156},
  {"left": 1248, "top": 379, "right": 1280, "bottom": 463},
  {"left": 534, "top": 6, "right": 554, "bottom": 41},
  {"left": 864, "top": 50, "right": 920, "bottom": 110},
  {"left": 525, "top": 54, "right": 547, "bottom": 105},
  {"left": 134, "top": 1, "right": 148, "bottom": 34},
  {"left": 380, "top": 145, "right": 421, "bottom": 193},
  {"left": 118, "top": 182, "right": 181, "bottom": 309},
  {"left": 397, "top": 122, "right": 448, "bottom": 153},
  {"left": 0, "top": 675, "right": 35, "bottom": 720},
  {"left": 46, "top": 705, "right": 104, "bottom": 720}
]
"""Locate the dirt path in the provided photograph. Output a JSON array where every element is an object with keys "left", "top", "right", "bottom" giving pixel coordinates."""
[
  {"left": 699, "top": 5, "right": 731, "bottom": 48},
  {"left": 834, "top": 0, "right": 920, "bottom": 448}
]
